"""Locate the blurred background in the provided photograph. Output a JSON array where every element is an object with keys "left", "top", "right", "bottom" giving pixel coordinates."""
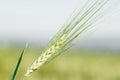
[{"left": 0, "top": 0, "right": 120, "bottom": 80}]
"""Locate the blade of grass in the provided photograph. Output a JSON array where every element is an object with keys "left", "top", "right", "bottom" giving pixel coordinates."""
[
  {"left": 10, "top": 44, "right": 28, "bottom": 80},
  {"left": 10, "top": 49, "right": 24, "bottom": 80}
]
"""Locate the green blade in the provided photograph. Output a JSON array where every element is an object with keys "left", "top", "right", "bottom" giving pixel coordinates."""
[{"left": 10, "top": 49, "right": 25, "bottom": 80}]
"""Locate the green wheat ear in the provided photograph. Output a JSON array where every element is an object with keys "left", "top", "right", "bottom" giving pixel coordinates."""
[{"left": 24, "top": 0, "right": 109, "bottom": 77}]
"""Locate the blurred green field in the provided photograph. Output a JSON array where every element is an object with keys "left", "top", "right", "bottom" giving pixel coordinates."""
[{"left": 0, "top": 48, "right": 120, "bottom": 80}]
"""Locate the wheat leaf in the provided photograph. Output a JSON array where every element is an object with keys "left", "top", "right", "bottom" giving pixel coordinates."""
[{"left": 10, "top": 46, "right": 27, "bottom": 80}]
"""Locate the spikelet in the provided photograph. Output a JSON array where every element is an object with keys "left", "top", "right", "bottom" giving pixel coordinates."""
[{"left": 25, "top": 35, "right": 67, "bottom": 77}]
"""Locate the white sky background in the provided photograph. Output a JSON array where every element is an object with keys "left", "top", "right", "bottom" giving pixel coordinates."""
[{"left": 0, "top": 0, "right": 120, "bottom": 48}]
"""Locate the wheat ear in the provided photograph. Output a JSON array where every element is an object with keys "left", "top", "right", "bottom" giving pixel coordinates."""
[
  {"left": 25, "top": 35, "right": 67, "bottom": 77},
  {"left": 24, "top": 0, "right": 109, "bottom": 77}
]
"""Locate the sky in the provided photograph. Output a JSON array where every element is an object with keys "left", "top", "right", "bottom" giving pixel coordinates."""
[{"left": 0, "top": 0, "right": 120, "bottom": 50}]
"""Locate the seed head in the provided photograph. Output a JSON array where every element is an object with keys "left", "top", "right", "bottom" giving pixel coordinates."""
[{"left": 25, "top": 35, "right": 67, "bottom": 77}]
